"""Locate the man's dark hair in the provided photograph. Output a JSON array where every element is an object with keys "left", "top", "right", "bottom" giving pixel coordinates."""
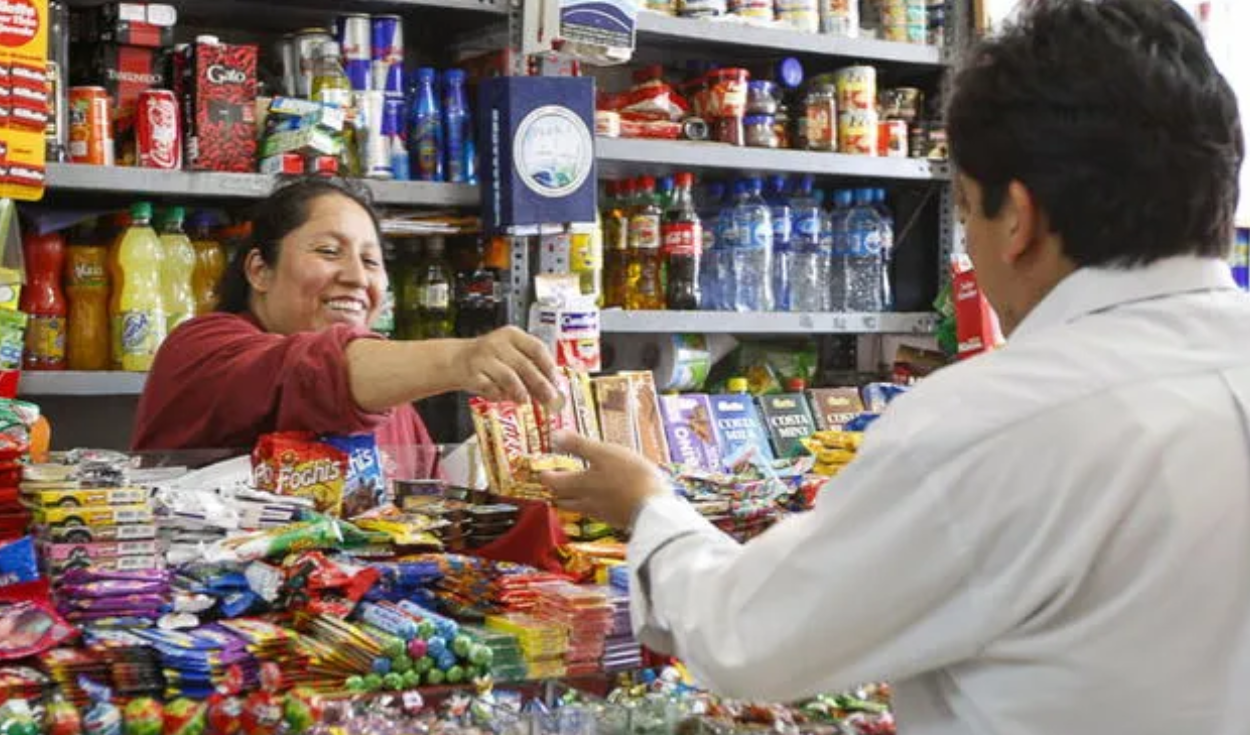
[
  {"left": 947, "top": 0, "right": 1243, "bottom": 267},
  {"left": 218, "top": 176, "right": 382, "bottom": 314}
]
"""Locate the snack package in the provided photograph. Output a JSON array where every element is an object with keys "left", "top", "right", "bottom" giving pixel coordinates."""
[
  {"left": 0, "top": 600, "right": 78, "bottom": 659},
  {"left": 951, "top": 254, "right": 1003, "bottom": 360},
  {"left": 0, "top": 537, "right": 39, "bottom": 588},
  {"left": 758, "top": 393, "right": 818, "bottom": 459},
  {"left": 251, "top": 432, "right": 348, "bottom": 516},
  {"left": 81, "top": 679, "right": 122, "bottom": 735},
  {"left": 0, "top": 700, "right": 39, "bottom": 735},
  {"left": 659, "top": 394, "right": 721, "bottom": 471},
  {"left": 318, "top": 434, "right": 387, "bottom": 518}
]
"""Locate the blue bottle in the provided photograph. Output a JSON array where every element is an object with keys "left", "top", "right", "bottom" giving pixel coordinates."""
[
  {"left": 410, "top": 67, "right": 443, "bottom": 182},
  {"left": 733, "top": 177, "right": 774, "bottom": 312},
  {"left": 766, "top": 175, "right": 794, "bottom": 311},
  {"left": 698, "top": 181, "right": 726, "bottom": 310},
  {"left": 442, "top": 69, "right": 469, "bottom": 183}
]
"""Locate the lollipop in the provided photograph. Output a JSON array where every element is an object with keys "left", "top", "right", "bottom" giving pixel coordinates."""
[
  {"left": 45, "top": 695, "right": 83, "bottom": 735},
  {"left": 81, "top": 679, "right": 122, "bottom": 735},
  {"left": 205, "top": 666, "right": 245, "bottom": 735},
  {"left": 241, "top": 664, "right": 284, "bottom": 735},
  {"left": 282, "top": 689, "right": 322, "bottom": 735},
  {"left": 123, "top": 699, "right": 164, "bottom": 735},
  {"left": 162, "top": 700, "right": 206, "bottom": 735}
]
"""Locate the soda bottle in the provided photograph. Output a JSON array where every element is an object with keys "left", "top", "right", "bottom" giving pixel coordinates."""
[
  {"left": 602, "top": 180, "right": 631, "bottom": 309},
  {"left": 371, "top": 241, "right": 397, "bottom": 337},
  {"left": 663, "top": 172, "right": 702, "bottom": 310},
  {"left": 158, "top": 206, "right": 197, "bottom": 335},
  {"left": 114, "top": 201, "right": 167, "bottom": 371},
  {"left": 396, "top": 240, "right": 421, "bottom": 340},
  {"left": 188, "top": 212, "right": 226, "bottom": 315},
  {"left": 20, "top": 231, "right": 67, "bottom": 370},
  {"left": 626, "top": 176, "right": 664, "bottom": 310},
  {"left": 732, "top": 177, "right": 774, "bottom": 311},
  {"left": 416, "top": 235, "right": 455, "bottom": 339},
  {"left": 442, "top": 69, "right": 469, "bottom": 183},
  {"left": 65, "top": 220, "right": 111, "bottom": 371},
  {"left": 454, "top": 242, "right": 501, "bottom": 338},
  {"left": 410, "top": 67, "right": 444, "bottom": 182}
]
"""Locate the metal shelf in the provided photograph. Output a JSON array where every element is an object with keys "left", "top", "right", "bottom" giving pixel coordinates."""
[
  {"left": 596, "top": 137, "right": 950, "bottom": 181},
  {"left": 44, "top": 164, "right": 479, "bottom": 208},
  {"left": 18, "top": 372, "right": 148, "bottom": 397},
  {"left": 635, "top": 12, "right": 945, "bottom": 67},
  {"left": 600, "top": 310, "right": 937, "bottom": 335}
]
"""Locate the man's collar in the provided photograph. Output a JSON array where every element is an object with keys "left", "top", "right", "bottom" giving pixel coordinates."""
[{"left": 1010, "top": 256, "right": 1238, "bottom": 341}]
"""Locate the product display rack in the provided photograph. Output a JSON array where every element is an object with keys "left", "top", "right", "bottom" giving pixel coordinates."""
[
  {"left": 17, "top": 371, "right": 147, "bottom": 397},
  {"left": 600, "top": 310, "right": 938, "bottom": 336},
  {"left": 45, "top": 164, "right": 480, "bottom": 207}
]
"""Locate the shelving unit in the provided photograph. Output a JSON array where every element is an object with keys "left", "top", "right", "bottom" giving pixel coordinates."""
[
  {"left": 600, "top": 311, "right": 937, "bottom": 335},
  {"left": 634, "top": 12, "right": 945, "bottom": 67},
  {"left": 18, "top": 372, "right": 147, "bottom": 397},
  {"left": 44, "top": 164, "right": 479, "bottom": 208},
  {"left": 596, "top": 138, "right": 950, "bottom": 181}
]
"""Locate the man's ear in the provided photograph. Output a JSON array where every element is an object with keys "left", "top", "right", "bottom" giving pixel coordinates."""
[
  {"left": 1001, "top": 180, "right": 1044, "bottom": 266},
  {"left": 243, "top": 249, "right": 272, "bottom": 295}
]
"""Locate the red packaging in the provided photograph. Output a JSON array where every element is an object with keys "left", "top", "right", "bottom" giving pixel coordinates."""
[
  {"left": 89, "top": 3, "right": 178, "bottom": 49},
  {"left": 251, "top": 432, "right": 347, "bottom": 516},
  {"left": 951, "top": 254, "right": 1002, "bottom": 360},
  {"left": 181, "top": 38, "right": 257, "bottom": 172},
  {"left": 9, "top": 63, "right": 48, "bottom": 133},
  {"left": 0, "top": 66, "right": 11, "bottom": 129},
  {"left": 88, "top": 44, "right": 164, "bottom": 138},
  {"left": 307, "top": 155, "right": 337, "bottom": 176},
  {"left": 136, "top": 88, "right": 181, "bottom": 169}
]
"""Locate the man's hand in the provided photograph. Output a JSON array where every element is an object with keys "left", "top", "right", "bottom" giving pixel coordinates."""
[
  {"left": 456, "top": 326, "right": 558, "bottom": 404},
  {"left": 539, "top": 431, "right": 668, "bottom": 529}
]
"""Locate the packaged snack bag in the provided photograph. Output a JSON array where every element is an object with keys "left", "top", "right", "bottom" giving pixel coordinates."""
[
  {"left": 251, "top": 432, "right": 347, "bottom": 516},
  {"left": 318, "top": 434, "right": 386, "bottom": 518}
]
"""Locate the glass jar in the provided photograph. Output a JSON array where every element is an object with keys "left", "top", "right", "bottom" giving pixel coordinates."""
[
  {"left": 805, "top": 83, "right": 838, "bottom": 151},
  {"left": 747, "top": 80, "right": 779, "bottom": 115},
  {"left": 744, "top": 114, "right": 779, "bottom": 148}
]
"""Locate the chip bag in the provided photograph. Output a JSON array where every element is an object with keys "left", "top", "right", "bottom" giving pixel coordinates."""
[
  {"left": 318, "top": 434, "right": 386, "bottom": 519},
  {"left": 251, "top": 433, "right": 347, "bottom": 516}
]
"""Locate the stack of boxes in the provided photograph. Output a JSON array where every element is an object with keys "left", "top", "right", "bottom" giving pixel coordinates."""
[
  {"left": 532, "top": 582, "right": 613, "bottom": 677},
  {"left": 70, "top": 2, "right": 177, "bottom": 164},
  {"left": 601, "top": 586, "right": 641, "bottom": 673},
  {"left": 484, "top": 612, "right": 568, "bottom": 680},
  {"left": 26, "top": 485, "right": 160, "bottom": 578}
]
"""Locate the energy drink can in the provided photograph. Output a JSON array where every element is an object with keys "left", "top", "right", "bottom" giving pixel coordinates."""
[
  {"left": 357, "top": 90, "right": 391, "bottom": 179},
  {"left": 370, "top": 15, "right": 403, "bottom": 93},
  {"left": 338, "top": 13, "right": 372, "bottom": 91}
]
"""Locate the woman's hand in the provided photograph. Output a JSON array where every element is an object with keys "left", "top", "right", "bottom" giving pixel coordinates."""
[
  {"left": 540, "top": 431, "right": 668, "bottom": 529},
  {"left": 456, "top": 326, "right": 559, "bottom": 404}
]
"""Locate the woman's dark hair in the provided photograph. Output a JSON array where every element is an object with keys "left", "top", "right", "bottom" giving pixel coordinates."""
[
  {"left": 946, "top": 0, "right": 1243, "bottom": 267},
  {"left": 217, "top": 176, "right": 383, "bottom": 314}
]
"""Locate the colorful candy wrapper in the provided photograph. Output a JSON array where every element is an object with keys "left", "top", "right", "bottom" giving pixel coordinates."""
[
  {"left": 122, "top": 699, "right": 163, "bottom": 735},
  {"left": 0, "top": 537, "right": 39, "bottom": 588},
  {"left": 251, "top": 432, "right": 348, "bottom": 516},
  {"left": 0, "top": 699, "right": 40, "bottom": 735},
  {"left": 81, "top": 679, "right": 122, "bottom": 735},
  {"left": 161, "top": 699, "right": 206, "bottom": 735},
  {"left": 318, "top": 434, "right": 386, "bottom": 518},
  {"left": 0, "top": 599, "right": 77, "bottom": 659},
  {"left": 240, "top": 664, "right": 283, "bottom": 735},
  {"left": 44, "top": 695, "right": 82, "bottom": 735}
]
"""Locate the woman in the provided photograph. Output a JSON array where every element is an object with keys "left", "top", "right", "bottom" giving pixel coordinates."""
[{"left": 133, "top": 177, "right": 557, "bottom": 480}]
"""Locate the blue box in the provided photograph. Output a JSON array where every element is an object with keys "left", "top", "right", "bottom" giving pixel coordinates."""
[
  {"left": 477, "top": 76, "right": 597, "bottom": 233},
  {"left": 710, "top": 393, "right": 775, "bottom": 468}
]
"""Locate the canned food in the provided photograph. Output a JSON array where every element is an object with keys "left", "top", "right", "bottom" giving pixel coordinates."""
[
  {"left": 595, "top": 110, "right": 621, "bottom": 138},
  {"left": 136, "top": 89, "right": 181, "bottom": 169},
  {"left": 878, "top": 119, "right": 908, "bottom": 157},
  {"left": 834, "top": 65, "right": 876, "bottom": 112},
  {"left": 68, "top": 86, "right": 113, "bottom": 166},
  {"left": 838, "top": 109, "right": 878, "bottom": 155},
  {"left": 705, "top": 68, "right": 749, "bottom": 118},
  {"left": 294, "top": 28, "right": 333, "bottom": 98},
  {"left": 805, "top": 83, "right": 837, "bottom": 151}
]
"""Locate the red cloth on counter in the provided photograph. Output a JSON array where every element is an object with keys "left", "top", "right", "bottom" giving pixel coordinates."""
[
  {"left": 471, "top": 498, "right": 569, "bottom": 575},
  {"left": 132, "top": 312, "right": 440, "bottom": 480}
]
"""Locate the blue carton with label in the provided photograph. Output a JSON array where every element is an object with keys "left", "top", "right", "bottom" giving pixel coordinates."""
[{"left": 477, "top": 77, "right": 597, "bottom": 233}]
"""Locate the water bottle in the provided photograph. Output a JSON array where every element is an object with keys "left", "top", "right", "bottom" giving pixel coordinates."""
[
  {"left": 845, "top": 188, "right": 885, "bottom": 312},
  {"left": 767, "top": 175, "right": 794, "bottom": 311},
  {"left": 828, "top": 189, "right": 853, "bottom": 311},
  {"left": 733, "top": 177, "right": 774, "bottom": 312},
  {"left": 699, "top": 181, "right": 726, "bottom": 310},
  {"left": 873, "top": 188, "right": 895, "bottom": 311},
  {"left": 789, "top": 176, "right": 824, "bottom": 312},
  {"left": 716, "top": 181, "right": 745, "bottom": 310}
]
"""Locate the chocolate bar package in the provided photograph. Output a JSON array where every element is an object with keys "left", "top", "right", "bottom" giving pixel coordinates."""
[
  {"left": 659, "top": 394, "right": 721, "bottom": 470},
  {"left": 709, "top": 393, "right": 775, "bottom": 467},
  {"left": 592, "top": 376, "right": 636, "bottom": 452},
  {"left": 622, "top": 372, "right": 670, "bottom": 466},
  {"left": 758, "top": 393, "right": 818, "bottom": 459},
  {"left": 808, "top": 387, "right": 865, "bottom": 431}
]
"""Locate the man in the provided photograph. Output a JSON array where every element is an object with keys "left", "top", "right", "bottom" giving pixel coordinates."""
[{"left": 540, "top": 1, "right": 1250, "bottom": 733}]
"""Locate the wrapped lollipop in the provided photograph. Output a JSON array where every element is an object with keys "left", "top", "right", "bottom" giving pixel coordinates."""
[
  {"left": 162, "top": 700, "right": 207, "bottom": 735},
  {"left": 205, "top": 666, "right": 245, "bottom": 735},
  {"left": 44, "top": 694, "right": 83, "bottom": 735},
  {"left": 241, "top": 664, "right": 284, "bottom": 735}
]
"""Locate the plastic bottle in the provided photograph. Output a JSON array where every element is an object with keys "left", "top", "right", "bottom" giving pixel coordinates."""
[
  {"left": 732, "top": 177, "right": 774, "bottom": 312},
  {"left": 416, "top": 235, "right": 455, "bottom": 339},
  {"left": 716, "top": 181, "right": 745, "bottom": 311},
  {"left": 656, "top": 176, "right": 676, "bottom": 212},
  {"left": 188, "top": 212, "right": 226, "bottom": 316},
  {"left": 766, "top": 175, "right": 794, "bottom": 311},
  {"left": 410, "top": 67, "right": 444, "bottom": 182},
  {"left": 603, "top": 180, "right": 631, "bottom": 309},
  {"left": 663, "top": 172, "right": 702, "bottom": 310},
  {"left": 698, "top": 180, "right": 725, "bottom": 310},
  {"left": 874, "top": 188, "right": 895, "bottom": 310},
  {"left": 20, "top": 231, "right": 67, "bottom": 370},
  {"left": 454, "top": 243, "right": 501, "bottom": 338},
  {"left": 788, "top": 176, "right": 825, "bottom": 312},
  {"left": 442, "top": 69, "right": 469, "bottom": 184},
  {"left": 311, "top": 41, "right": 352, "bottom": 107},
  {"left": 114, "top": 201, "right": 167, "bottom": 371},
  {"left": 106, "top": 212, "right": 127, "bottom": 370},
  {"left": 828, "top": 189, "right": 853, "bottom": 311},
  {"left": 158, "top": 206, "right": 197, "bottom": 335},
  {"left": 626, "top": 176, "right": 665, "bottom": 310},
  {"left": 65, "top": 220, "right": 110, "bottom": 371},
  {"left": 845, "top": 188, "right": 885, "bottom": 312}
]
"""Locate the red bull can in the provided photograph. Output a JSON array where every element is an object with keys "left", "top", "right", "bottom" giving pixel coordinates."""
[
  {"left": 370, "top": 15, "right": 403, "bottom": 93},
  {"left": 338, "top": 13, "right": 372, "bottom": 91}
]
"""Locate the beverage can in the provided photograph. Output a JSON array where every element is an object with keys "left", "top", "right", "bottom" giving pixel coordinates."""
[
  {"left": 834, "top": 65, "right": 876, "bottom": 113},
  {"left": 839, "top": 110, "right": 878, "bottom": 155},
  {"left": 276, "top": 35, "right": 299, "bottom": 97},
  {"left": 358, "top": 91, "right": 391, "bottom": 179},
  {"left": 136, "top": 89, "right": 181, "bottom": 169},
  {"left": 337, "top": 14, "right": 372, "bottom": 61},
  {"left": 370, "top": 15, "right": 404, "bottom": 92},
  {"left": 68, "top": 87, "right": 113, "bottom": 165},
  {"left": 878, "top": 119, "right": 908, "bottom": 157},
  {"left": 294, "top": 28, "right": 333, "bottom": 98}
]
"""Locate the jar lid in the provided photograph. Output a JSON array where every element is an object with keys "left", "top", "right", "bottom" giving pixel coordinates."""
[
  {"left": 748, "top": 80, "right": 776, "bottom": 93},
  {"left": 777, "top": 57, "right": 805, "bottom": 89}
]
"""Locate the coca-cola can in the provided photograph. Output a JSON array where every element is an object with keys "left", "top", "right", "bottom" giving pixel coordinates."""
[{"left": 136, "top": 89, "right": 181, "bottom": 169}]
